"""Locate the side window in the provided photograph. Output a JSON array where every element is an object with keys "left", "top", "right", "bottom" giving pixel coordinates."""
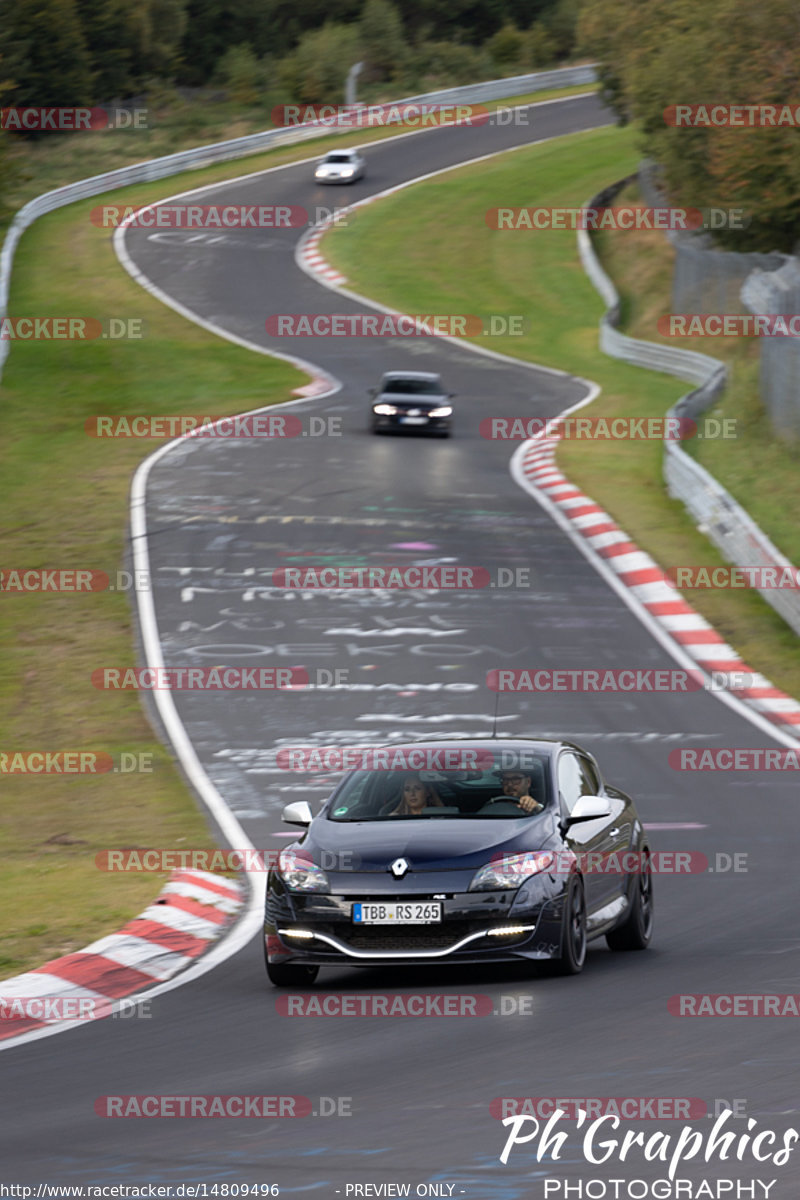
[
  {"left": 578, "top": 756, "right": 600, "bottom": 796},
  {"left": 558, "top": 753, "right": 600, "bottom": 814},
  {"left": 557, "top": 753, "right": 585, "bottom": 814}
]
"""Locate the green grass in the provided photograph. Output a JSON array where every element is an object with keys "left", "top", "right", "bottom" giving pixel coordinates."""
[
  {"left": 596, "top": 182, "right": 800, "bottom": 570},
  {"left": 321, "top": 122, "right": 800, "bottom": 698},
  {"left": 0, "top": 174, "right": 306, "bottom": 980}
]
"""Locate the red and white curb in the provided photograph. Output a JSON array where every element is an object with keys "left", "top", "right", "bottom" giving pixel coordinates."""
[
  {"left": 0, "top": 869, "right": 244, "bottom": 1041},
  {"left": 518, "top": 432, "right": 800, "bottom": 736},
  {"left": 298, "top": 223, "right": 348, "bottom": 286}
]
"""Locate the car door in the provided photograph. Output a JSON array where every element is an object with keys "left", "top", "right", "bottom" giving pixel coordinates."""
[{"left": 557, "top": 751, "right": 627, "bottom": 920}]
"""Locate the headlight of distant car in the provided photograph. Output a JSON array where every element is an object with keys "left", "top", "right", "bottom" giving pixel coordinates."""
[
  {"left": 373, "top": 403, "right": 398, "bottom": 415},
  {"left": 277, "top": 849, "right": 329, "bottom": 892},
  {"left": 338, "top": 166, "right": 354, "bottom": 176},
  {"left": 428, "top": 406, "right": 452, "bottom": 417},
  {"left": 469, "top": 851, "right": 554, "bottom": 891}
]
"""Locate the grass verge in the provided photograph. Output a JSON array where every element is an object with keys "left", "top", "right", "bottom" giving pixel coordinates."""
[
  {"left": 596, "top": 180, "right": 800, "bottom": 569},
  {"left": 321, "top": 122, "right": 800, "bottom": 698}
]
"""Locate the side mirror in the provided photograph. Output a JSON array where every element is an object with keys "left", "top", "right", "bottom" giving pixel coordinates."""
[
  {"left": 448, "top": 392, "right": 456, "bottom": 399},
  {"left": 563, "top": 795, "right": 611, "bottom": 827},
  {"left": 281, "top": 800, "right": 313, "bottom": 827},
  {"left": 368, "top": 387, "right": 377, "bottom": 397}
]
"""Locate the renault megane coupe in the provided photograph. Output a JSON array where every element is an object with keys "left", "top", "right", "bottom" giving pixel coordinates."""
[{"left": 264, "top": 737, "right": 654, "bottom": 985}]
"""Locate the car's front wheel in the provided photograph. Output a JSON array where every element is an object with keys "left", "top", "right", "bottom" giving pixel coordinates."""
[
  {"left": 554, "top": 875, "right": 586, "bottom": 974},
  {"left": 606, "top": 854, "right": 654, "bottom": 951}
]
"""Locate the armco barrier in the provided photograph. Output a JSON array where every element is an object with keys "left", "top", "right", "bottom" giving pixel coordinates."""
[
  {"left": 0, "top": 63, "right": 598, "bottom": 382},
  {"left": 577, "top": 174, "right": 800, "bottom": 638}
]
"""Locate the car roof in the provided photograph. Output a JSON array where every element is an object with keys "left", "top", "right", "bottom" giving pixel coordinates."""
[
  {"left": 381, "top": 371, "right": 442, "bottom": 381},
  {"left": 346, "top": 736, "right": 585, "bottom": 757}
]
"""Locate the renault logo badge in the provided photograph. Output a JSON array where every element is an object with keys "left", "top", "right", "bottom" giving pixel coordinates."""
[{"left": 390, "top": 857, "right": 409, "bottom": 878}]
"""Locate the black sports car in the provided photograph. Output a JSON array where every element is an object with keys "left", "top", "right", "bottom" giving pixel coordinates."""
[
  {"left": 264, "top": 737, "right": 653, "bottom": 985},
  {"left": 369, "top": 371, "right": 454, "bottom": 435}
]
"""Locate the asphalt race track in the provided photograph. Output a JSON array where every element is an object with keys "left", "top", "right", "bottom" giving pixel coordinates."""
[{"left": 3, "top": 93, "right": 800, "bottom": 1198}]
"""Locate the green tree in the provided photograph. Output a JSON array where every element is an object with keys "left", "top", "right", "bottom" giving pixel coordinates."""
[
  {"left": 1, "top": 0, "right": 92, "bottom": 107},
  {"left": 487, "top": 23, "right": 526, "bottom": 71},
  {"left": 579, "top": 0, "right": 800, "bottom": 249},
  {"left": 74, "top": 0, "right": 138, "bottom": 99},
  {"left": 215, "top": 44, "right": 261, "bottom": 104},
  {"left": 525, "top": 24, "right": 558, "bottom": 68},
  {"left": 360, "top": 0, "right": 408, "bottom": 80},
  {"left": 278, "top": 22, "right": 362, "bottom": 104}
]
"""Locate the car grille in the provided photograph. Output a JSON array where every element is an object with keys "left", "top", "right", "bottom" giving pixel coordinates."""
[{"left": 342, "top": 923, "right": 476, "bottom": 952}]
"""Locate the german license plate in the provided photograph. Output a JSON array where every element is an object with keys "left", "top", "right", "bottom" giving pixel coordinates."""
[
  {"left": 399, "top": 416, "right": 428, "bottom": 425},
  {"left": 352, "top": 902, "right": 442, "bottom": 924}
]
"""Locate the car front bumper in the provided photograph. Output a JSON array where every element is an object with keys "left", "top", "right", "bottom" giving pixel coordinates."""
[
  {"left": 265, "top": 878, "right": 566, "bottom": 967},
  {"left": 372, "top": 410, "right": 451, "bottom": 434}
]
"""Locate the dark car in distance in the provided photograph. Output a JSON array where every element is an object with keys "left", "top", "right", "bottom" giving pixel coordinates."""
[
  {"left": 369, "top": 371, "right": 454, "bottom": 436},
  {"left": 264, "top": 737, "right": 654, "bottom": 985}
]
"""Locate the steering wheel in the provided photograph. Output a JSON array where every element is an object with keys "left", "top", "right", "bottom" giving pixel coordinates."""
[{"left": 477, "top": 798, "right": 527, "bottom": 815}]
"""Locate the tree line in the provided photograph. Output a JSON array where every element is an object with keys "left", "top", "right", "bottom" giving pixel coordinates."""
[
  {"left": 0, "top": 0, "right": 579, "bottom": 107},
  {"left": 579, "top": 0, "right": 800, "bottom": 251}
]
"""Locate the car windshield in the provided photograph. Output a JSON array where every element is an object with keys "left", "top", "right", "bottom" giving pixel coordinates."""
[
  {"left": 326, "top": 755, "right": 551, "bottom": 821},
  {"left": 325, "top": 153, "right": 354, "bottom": 163},
  {"left": 382, "top": 379, "right": 443, "bottom": 395}
]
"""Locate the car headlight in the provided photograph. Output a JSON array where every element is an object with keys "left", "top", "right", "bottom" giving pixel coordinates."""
[
  {"left": 339, "top": 167, "right": 354, "bottom": 176},
  {"left": 428, "top": 406, "right": 452, "bottom": 417},
  {"left": 373, "top": 404, "right": 398, "bottom": 415},
  {"left": 469, "top": 851, "right": 554, "bottom": 891},
  {"left": 277, "top": 848, "right": 329, "bottom": 892}
]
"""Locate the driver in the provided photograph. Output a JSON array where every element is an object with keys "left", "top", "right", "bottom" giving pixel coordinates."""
[{"left": 497, "top": 769, "right": 544, "bottom": 814}]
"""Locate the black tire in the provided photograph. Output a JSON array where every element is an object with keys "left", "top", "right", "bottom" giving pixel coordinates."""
[
  {"left": 606, "top": 854, "right": 654, "bottom": 951},
  {"left": 554, "top": 875, "right": 586, "bottom": 975},
  {"left": 266, "top": 959, "right": 319, "bottom": 987}
]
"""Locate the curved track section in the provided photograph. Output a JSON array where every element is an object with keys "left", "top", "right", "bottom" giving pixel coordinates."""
[{"left": 3, "top": 94, "right": 800, "bottom": 1198}]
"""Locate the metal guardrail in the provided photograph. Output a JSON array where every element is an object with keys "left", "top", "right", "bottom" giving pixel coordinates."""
[
  {"left": 0, "top": 63, "right": 598, "bottom": 381},
  {"left": 578, "top": 175, "right": 800, "bottom": 637}
]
